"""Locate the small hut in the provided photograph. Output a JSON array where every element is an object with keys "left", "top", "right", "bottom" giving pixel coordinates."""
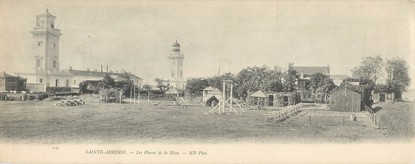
[
  {"left": 205, "top": 95, "right": 222, "bottom": 107},
  {"left": 250, "top": 90, "right": 267, "bottom": 106},
  {"left": 329, "top": 88, "right": 361, "bottom": 112},
  {"left": 373, "top": 92, "right": 394, "bottom": 103},
  {"left": 204, "top": 88, "right": 222, "bottom": 106},
  {"left": 202, "top": 86, "right": 215, "bottom": 102}
]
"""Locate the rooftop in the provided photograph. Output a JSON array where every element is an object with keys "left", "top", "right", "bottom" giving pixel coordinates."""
[
  {"left": 292, "top": 66, "right": 330, "bottom": 75},
  {"left": 68, "top": 69, "right": 142, "bottom": 80}
]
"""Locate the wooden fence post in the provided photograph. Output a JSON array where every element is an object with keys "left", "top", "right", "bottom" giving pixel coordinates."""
[
  {"left": 309, "top": 115, "right": 312, "bottom": 126},
  {"left": 119, "top": 91, "right": 122, "bottom": 104}
]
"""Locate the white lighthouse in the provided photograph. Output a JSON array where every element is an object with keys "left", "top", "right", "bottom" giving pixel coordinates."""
[{"left": 168, "top": 41, "right": 186, "bottom": 89}]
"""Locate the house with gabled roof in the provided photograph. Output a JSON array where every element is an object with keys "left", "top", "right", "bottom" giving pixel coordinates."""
[{"left": 289, "top": 63, "right": 331, "bottom": 100}]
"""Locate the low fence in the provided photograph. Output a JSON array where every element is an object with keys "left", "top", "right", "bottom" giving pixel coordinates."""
[
  {"left": 265, "top": 103, "right": 376, "bottom": 127},
  {"left": 265, "top": 103, "right": 303, "bottom": 122},
  {"left": 363, "top": 105, "right": 377, "bottom": 126}
]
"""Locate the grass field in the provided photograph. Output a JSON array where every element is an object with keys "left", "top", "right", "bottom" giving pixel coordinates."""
[
  {"left": 375, "top": 102, "right": 415, "bottom": 141},
  {"left": 0, "top": 98, "right": 413, "bottom": 144}
]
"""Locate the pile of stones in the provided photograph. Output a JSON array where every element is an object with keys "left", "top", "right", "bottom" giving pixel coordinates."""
[{"left": 54, "top": 99, "right": 85, "bottom": 106}]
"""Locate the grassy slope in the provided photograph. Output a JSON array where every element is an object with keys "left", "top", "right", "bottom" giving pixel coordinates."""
[{"left": 376, "top": 102, "right": 415, "bottom": 141}]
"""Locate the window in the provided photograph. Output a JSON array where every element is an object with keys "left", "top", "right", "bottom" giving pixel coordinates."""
[
  {"left": 55, "top": 79, "right": 59, "bottom": 87},
  {"left": 73, "top": 80, "right": 76, "bottom": 84},
  {"left": 53, "top": 43, "right": 56, "bottom": 47},
  {"left": 66, "top": 80, "right": 69, "bottom": 87},
  {"left": 37, "top": 42, "right": 42, "bottom": 46},
  {"left": 53, "top": 60, "right": 57, "bottom": 68},
  {"left": 39, "top": 79, "right": 43, "bottom": 83}
]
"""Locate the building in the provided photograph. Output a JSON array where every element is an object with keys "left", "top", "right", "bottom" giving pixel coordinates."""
[
  {"left": 16, "top": 9, "right": 142, "bottom": 91},
  {"left": 289, "top": 63, "right": 331, "bottom": 100},
  {"left": 0, "top": 72, "right": 27, "bottom": 92},
  {"left": 168, "top": 41, "right": 186, "bottom": 89},
  {"left": 290, "top": 64, "right": 330, "bottom": 92},
  {"left": 292, "top": 64, "right": 330, "bottom": 79},
  {"left": 329, "top": 87, "right": 362, "bottom": 112}
]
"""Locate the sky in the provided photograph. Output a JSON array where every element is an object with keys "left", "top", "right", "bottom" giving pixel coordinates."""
[{"left": 1, "top": 0, "right": 414, "bottom": 87}]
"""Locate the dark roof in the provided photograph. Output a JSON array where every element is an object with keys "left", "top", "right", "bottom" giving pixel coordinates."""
[
  {"left": 0, "top": 71, "right": 27, "bottom": 80},
  {"left": 293, "top": 66, "right": 330, "bottom": 75},
  {"left": 83, "top": 80, "right": 100, "bottom": 86},
  {"left": 172, "top": 41, "right": 180, "bottom": 47},
  {"left": 68, "top": 69, "right": 142, "bottom": 80}
]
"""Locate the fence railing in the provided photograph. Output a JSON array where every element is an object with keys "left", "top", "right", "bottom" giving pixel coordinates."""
[
  {"left": 265, "top": 103, "right": 303, "bottom": 122},
  {"left": 363, "top": 105, "right": 377, "bottom": 125}
]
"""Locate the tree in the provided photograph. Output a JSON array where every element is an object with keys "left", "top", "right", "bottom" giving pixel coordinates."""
[
  {"left": 385, "top": 57, "right": 411, "bottom": 99},
  {"left": 268, "top": 67, "right": 284, "bottom": 92},
  {"left": 309, "top": 72, "right": 336, "bottom": 95},
  {"left": 206, "top": 72, "right": 235, "bottom": 89},
  {"left": 116, "top": 79, "right": 134, "bottom": 98},
  {"left": 185, "top": 78, "right": 209, "bottom": 94},
  {"left": 101, "top": 73, "right": 115, "bottom": 89},
  {"left": 351, "top": 56, "right": 384, "bottom": 84},
  {"left": 235, "top": 65, "right": 284, "bottom": 100},
  {"left": 154, "top": 78, "right": 169, "bottom": 92},
  {"left": 282, "top": 67, "right": 299, "bottom": 92}
]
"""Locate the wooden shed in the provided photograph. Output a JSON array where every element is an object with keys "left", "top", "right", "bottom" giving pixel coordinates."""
[
  {"left": 0, "top": 72, "right": 27, "bottom": 92},
  {"left": 329, "top": 88, "right": 361, "bottom": 112}
]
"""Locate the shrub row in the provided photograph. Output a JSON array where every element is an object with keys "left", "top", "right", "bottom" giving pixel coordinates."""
[{"left": 0, "top": 93, "right": 48, "bottom": 101}]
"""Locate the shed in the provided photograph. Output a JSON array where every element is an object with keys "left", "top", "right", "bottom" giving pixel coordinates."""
[
  {"left": 203, "top": 87, "right": 222, "bottom": 102},
  {"left": 202, "top": 86, "right": 215, "bottom": 102},
  {"left": 250, "top": 90, "right": 267, "bottom": 106},
  {"left": 0, "top": 71, "right": 27, "bottom": 92},
  {"left": 329, "top": 88, "right": 361, "bottom": 112}
]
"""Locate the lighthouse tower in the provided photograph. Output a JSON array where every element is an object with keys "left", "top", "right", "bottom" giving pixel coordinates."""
[
  {"left": 168, "top": 41, "right": 186, "bottom": 89},
  {"left": 30, "top": 9, "right": 63, "bottom": 87}
]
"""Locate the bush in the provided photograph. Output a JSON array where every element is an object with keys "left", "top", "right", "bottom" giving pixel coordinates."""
[{"left": 46, "top": 87, "right": 71, "bottom": 93}]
